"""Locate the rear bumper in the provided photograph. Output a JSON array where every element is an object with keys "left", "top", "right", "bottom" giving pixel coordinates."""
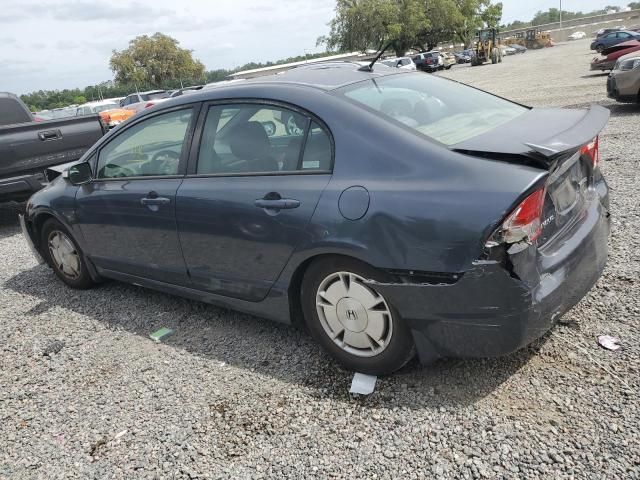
[
  {"left": 373, "top": 187, "right": 610, "bottom": 362},
  {"left": 591, "top": 61, "right": 613, "bottom": 71},
  {"left": 0, "top": 173, "right": 46, "bottom": 203}
]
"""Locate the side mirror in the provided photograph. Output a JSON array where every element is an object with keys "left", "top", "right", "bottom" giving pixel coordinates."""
[{"left": 66, "top": 162, "right": 93, "bottom": 185}]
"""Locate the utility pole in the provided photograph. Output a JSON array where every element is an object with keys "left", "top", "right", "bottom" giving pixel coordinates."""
[{"left": 559, "top": 0, "right": 562, "bottom": 28}]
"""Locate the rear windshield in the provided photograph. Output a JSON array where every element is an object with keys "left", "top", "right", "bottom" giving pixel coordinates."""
[
  {"left": 141, "top": 92, "right": 169, "bottom": 101},
  {"left": 336, "top": 73, "right": 527, "bottom": 145},
  {"left": 0, "top": 97, "right": 32, "bottom": 125}
]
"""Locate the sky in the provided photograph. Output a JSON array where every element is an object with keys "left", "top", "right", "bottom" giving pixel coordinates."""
[{"left": 0, "top": 0, "right": 633, "bottom": 95}]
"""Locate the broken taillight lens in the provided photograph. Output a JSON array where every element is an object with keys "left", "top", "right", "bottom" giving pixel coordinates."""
[
  {"left": 486, "top": 187, "right": 546, "bottom": 247},
  {"left": 580, "top": 136, "right": 599, "bottom": 168}
]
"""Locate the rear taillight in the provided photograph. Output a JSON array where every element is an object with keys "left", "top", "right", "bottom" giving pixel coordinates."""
[
  {"left": 486, "top": 187, "right": 546, "bottom": 247},
  {"left": 145, "top": 102, "right": 155, "bottom": 109},
  {"left": 580, "top": 136, "right": 599, "bottom": 168}
]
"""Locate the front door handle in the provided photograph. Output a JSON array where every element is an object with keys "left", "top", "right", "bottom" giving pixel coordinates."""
[
  {"left": 254, "top": 198, "right": 300, "bottom": 210},
  {"left": 141, "top": 197, "right": 171, "bottom": 206},
  {"left": 38, "top": 130, "right": 62, "bottom": 141}
]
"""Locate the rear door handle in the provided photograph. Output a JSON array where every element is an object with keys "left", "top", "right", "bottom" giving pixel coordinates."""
[
  {"left": 254, "top": 198, "right": 300, "bottom": 210},
  {"left": 141, "top": 197, "right": 171, "bottom": 206},
  {"left": 38, "top": 130, "right": 62, "bottom": 141}
]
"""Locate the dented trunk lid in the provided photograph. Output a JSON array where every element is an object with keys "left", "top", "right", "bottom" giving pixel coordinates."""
[
  {"left": 453, "top": 105, "right": 610, "bottom": 246},
  {"left": 451, "top": 105, "right": 610, "bottom": 168}
]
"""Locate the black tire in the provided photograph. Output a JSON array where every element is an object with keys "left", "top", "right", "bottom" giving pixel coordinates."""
[
  {"left": 596, "top": 45, "right": 603, "bottom": 53},
  {"left": 41, "top": 218, "right": 95, "bottom": 289},
  {"left": 301, "top": 257, "right": 415, "bottom": 375}
]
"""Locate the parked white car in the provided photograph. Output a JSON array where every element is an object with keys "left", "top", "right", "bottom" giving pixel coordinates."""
[
  {"left": 120, "top": 90, "right": 171, "bottom": 113},
  {"left": 381, "top": 57, "right": 417, "bottom": 71},
  {"left": 568, "top": 31, "right": 587, "bottom": 40}
]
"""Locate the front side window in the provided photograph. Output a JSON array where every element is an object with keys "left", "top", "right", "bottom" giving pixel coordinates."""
[
  {"left": 197, "top": 104, "right": 331, "bottom": 175},
  {"left": 96, "top": 108, "right": 193, "bottom": 179},
  {"left": 337, "top": 73, "right": 526, "bottom": 146}
]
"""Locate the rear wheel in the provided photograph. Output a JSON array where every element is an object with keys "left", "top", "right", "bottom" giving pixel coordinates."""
[
  {"left": 301, "top": 257, "right": 415, "bottom": 375},
  {"left": 491, "top": 48, "right": 498, "bottom": 64},
  {"left": 41, "top": 219, "right": 95, "bottom": 289}
]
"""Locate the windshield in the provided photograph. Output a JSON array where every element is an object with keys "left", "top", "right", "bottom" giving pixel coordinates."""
[{"left": 337, "top": 73, "right": 527, "bottom": 146}]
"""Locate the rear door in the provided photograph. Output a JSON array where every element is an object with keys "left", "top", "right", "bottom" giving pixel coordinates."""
[
  {"left": 176, "top": 102, "right": 333, "bottom": 301},
  {"left": 76, "top": 106, "right": 197, "bottom": 285}
]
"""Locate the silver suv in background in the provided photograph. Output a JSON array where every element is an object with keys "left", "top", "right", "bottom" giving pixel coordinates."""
[
  {"left": 381, "top": 57, "right": 417, "bottom": 71},
  {"left": 607, "top": 51, "right": 640, "bottom": 103},
  {"left": 121, "top": 90, "right": 170, "bottom": 113}
]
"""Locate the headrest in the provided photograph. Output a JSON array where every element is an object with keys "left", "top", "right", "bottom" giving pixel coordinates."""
[{"left": 229, "top": 121, "right": 269, "bottom": 160}]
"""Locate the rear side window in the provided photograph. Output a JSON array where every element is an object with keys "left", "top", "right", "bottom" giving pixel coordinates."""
[
  {"left": 337, "top": 73, "right": 526, "bottom": 146},
  {"left": 0, "top": 97, "right": 32, "bottom": 125},
  {"left": 197, "top": 104, "right": 332, "bottom": 175}
]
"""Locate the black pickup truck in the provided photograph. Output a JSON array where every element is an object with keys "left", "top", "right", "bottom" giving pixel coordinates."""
[{"left": 0, "top": 92, "right": 106, "bottom": 205}]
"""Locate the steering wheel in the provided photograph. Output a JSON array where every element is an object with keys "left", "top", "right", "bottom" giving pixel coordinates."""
[
  {"left": 103, "top": 164, "right": 136, "bottom": 178},
  {"left": 151, "top": 150, "right": 180, "bottom": 162}
]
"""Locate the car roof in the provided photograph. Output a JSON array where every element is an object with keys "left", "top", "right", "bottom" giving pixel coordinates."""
[
  {"left": 136, "top": 90, "right": 166, "bottom": 95},
  {"left": 235, "top": 61, "right": 401, "bottom": 90},
  {"left": 135, "top": 62, "right": 407, "bottom": 114}
]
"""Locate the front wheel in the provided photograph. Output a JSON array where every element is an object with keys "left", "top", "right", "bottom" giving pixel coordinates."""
[
  {"left": 301, "top": 257, "right": 415, "bottom": 375},
  {"left": 596, "top": 45, "right": 604, "bottom": 53},
  {"left": 41, "top": 218, "right": 95, "bottom": 289}
]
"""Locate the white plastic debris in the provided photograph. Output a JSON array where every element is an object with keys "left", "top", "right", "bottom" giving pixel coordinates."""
[
  {"left": 113, "top": 430, "right": 128, "bottom": 440},
  {"left": 350, "top": 373, "right": 377, "bottom": 395},
  {"left": 598, "top": 335, "right": 621, "bottom": 351}
]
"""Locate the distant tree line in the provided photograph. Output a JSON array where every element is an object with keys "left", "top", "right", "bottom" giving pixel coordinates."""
[
  {"left": 21, "top": 32, "right": 334, "bottom": 112},
  {"left": 502, "top": 3, "right": 640, "bottom": 30}
]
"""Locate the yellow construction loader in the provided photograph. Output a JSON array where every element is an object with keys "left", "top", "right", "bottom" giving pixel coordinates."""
[{"left": 471, "top": 28, "right": 502, "bottom": 66}]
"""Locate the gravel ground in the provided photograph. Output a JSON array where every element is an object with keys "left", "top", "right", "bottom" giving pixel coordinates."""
[{"left": 1, "top": 39, "right": 639, "bottom": 479}]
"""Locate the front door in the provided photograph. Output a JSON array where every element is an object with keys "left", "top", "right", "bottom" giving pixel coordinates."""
[
  {"left": 176, "top": 102, "right": 333, "bottom": 301},
  {"left": 76, "top": 107, "right": 197, "bottom": 285}
]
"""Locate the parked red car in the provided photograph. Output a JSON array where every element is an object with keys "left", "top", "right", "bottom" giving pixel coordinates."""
[{"left": 591, "top": 40, "right": 640, "bottom": 71}]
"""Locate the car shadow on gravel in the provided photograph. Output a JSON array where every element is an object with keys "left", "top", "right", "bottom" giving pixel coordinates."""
[
  {"left": 5, "top": 264, "right": 547, "bottom": 411},
  {"left": 605, "top": 103, "right": 640, "bottom": 117},
  {"left": 0, "top": 209, "right": 20, "bottom": 239},
  {"left": 563, "top": 100, "right": 640, "bottom": 117},
  {"left": 580, "top": 72, "right": 609, "bottom": 78}
]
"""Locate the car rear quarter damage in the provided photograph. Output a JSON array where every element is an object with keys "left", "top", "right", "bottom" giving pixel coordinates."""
[{"left": 359, "top": 108, "right": 611, "bottom": 363}]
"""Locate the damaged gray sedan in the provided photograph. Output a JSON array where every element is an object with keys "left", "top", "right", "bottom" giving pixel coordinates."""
[{"left": 21, "top": 63, "right": 610, "bottom": 374}]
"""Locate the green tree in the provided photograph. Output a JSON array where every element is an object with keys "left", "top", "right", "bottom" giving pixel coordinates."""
[
  {"left": 453, "top": 0, "right": 503, "bottom": 47},
  {"left": 421, "top": 0, "right": 462, "bottom": 51},
  {"left": 481, "top": 1, "right": 503, "bottom": 28},
  {"left": 110, "top": 33, "right": 205, "bottom": 87},
  {"left": 629, "top": 2, "right": 640, "bottom": 9},
  {"left": 318, "top": 0, "right": 429, "bottom": 57}
]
